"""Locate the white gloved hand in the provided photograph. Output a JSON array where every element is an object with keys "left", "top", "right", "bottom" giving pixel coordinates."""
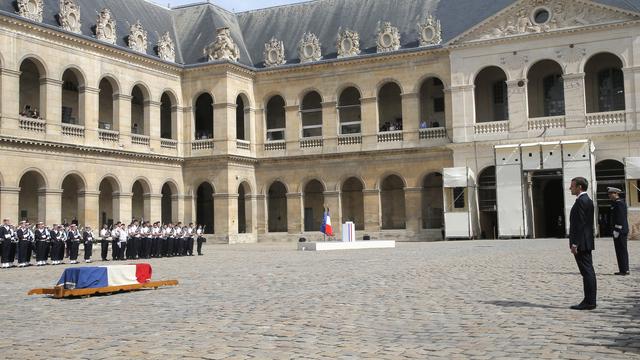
[{"left": 613, "top": 231, "right": 619, "bottom": 238}]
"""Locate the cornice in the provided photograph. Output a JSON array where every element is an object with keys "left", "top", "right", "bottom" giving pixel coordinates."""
[{"left": 0, "top": 135, "right": 183, "bottom": 164}]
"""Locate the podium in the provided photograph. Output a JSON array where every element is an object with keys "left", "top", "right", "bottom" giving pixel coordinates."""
[{"left": 342, "top": 221, "right": 355, "bottom": 242}]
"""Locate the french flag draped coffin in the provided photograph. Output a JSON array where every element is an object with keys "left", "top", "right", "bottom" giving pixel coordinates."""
[{"left": 57, "top": 264, "right": 152, "bottom": 289}]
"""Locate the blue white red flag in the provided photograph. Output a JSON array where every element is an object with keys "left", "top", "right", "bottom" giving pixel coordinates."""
[
  {"left": 321, "top": 208, "right": 334, "bottom": 236},
  {"left": 57, "top": 264, "right": 152, "bottom": 289}
]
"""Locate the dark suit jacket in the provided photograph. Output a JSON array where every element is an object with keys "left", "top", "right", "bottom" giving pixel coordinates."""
[
  {"left": 610, "top": 199, "right": 629, "bottom": 234},
  {"left": 569, "top": 193, "right": 595, "bottom": 251}
]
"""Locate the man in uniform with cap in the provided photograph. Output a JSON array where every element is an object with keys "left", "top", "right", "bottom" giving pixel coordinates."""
[
  {"left": 608, "top": 187, "right": 629, "bottom": 275},
  {"left": 1, "top": 218, "right": 14, "bottom": 268}
]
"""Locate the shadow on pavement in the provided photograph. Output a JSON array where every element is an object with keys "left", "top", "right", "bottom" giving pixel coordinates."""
[{"left": 483, "top": 300, "right": 562, "bottom": 309}]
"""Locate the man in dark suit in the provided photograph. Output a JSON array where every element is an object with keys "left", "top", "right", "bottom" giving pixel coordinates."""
[
  {"left": 608, "top": 187, "right": 629, "bottom": 275},
  {"left": 569, "top": 177, "right": 597, "bottom": 310}
]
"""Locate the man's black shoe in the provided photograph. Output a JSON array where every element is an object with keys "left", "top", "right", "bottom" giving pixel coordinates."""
[
  {"left": 614, "top": 271, "right": 630, "bottom": 275},
  {"left": 570, "top": 303, "right": 596, "bottom": 310}
]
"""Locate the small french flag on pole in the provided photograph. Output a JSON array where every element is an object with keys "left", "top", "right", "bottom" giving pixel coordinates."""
[{"left": 321, "top": 208, "right": 334, "bottom": 237}]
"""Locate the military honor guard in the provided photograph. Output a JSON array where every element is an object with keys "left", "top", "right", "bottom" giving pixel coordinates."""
[
  {"left": 175, "top": 222, "right": 184, "bottom": 256},
  {"left": 83, "top": 226, "right": 95, "bottom": 263},
  {"left": 151, "top": 222, "right": 162, "bottom": 258},
  {"left": 50, "top": 224, "right": 65, "bottom": 265},
  {"left": 1, "top": 218, "right": 15, "bottom": 268},
  {"left": 117, "top": 223, "right": 128, "bottom": 260},
  {"left": 608, "top": 187, "right": 630, "bottom": 275},
  {"left": 141, "top": 221, "right": 152, "bottom": 259},
  {"left": 99, "top": 224, "right": 111, "bottom": 261},
  {"left": 67, "top": 224, "right": 82, "bottom": 264},
  {"left": 196, "top": 224, "right": 206, "bottom": 256},
  {"left": 111, "top": 222, "right": 121, "bottom": 261},
  {"left": 34, "top": 222, "right": 50, "bottom": 266},
  {"left": 186, "top": 223, "right": 195, "bottom": 256}
]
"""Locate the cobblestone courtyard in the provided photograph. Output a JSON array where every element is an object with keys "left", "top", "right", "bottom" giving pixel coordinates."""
[{"left": 1, "top": 238, "right": 638, "bottom": 359}]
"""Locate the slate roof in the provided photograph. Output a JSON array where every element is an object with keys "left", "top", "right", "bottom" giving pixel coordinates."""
[{"left": 1, "top": 0, "right": 639, "bottom": 68}]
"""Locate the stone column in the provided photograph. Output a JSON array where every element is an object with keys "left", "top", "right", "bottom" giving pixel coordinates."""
[
  {"left": 213, "top": 102, "right": 234, "bottom": 153},
  {"left": 0, "top": 186, "right": 20, "bottom": 222},
  {"left": 113, "top": 192, "right": 132, "bottom": 223},
  {"left": 182, "top": 106, "right": 193, "bottom": 155},
  {"left": 78, "top": 190, "right": 100, "bottom": 230},
  {"left": 360, "top": 96, "right": 378, "bottom": 147},
  {"left": 182, "top": 194, "right": 193, "bottom": 224},
  {"left": 362, "top": 189, "right": 381, "bottom": 232},
  {"left": 115, "top": 94, "right": 132, "bottom": 136},
  {"left": 562, "top": 73, "right": 587, "bottom": 132},
  {"left": 321, "top": 101, "right": 338, "bottom": 151},
  {"left": 247, "top": 194, "right": 259, "bottom": 235},
  {"left": 254, "top": 194, "right": 267, "bottom": 235},
  {"left": 448, "top": 85, "right": 474, "bottom": 143},
  {"left": 404, "top": 187, "right": 422, "bottom": 234},
  {"left": 145, "top": 193, "right": 162, "bottom": 223},
  {"left": 506, "top": 79, "right": 528, "bottom": 138},
  {"left": 42, "top": 188, "right": 63, "bottom": 225},
  {"left": 213, "top": 193, "right": 238, "bottom": 237},
  {"left": 146, "top": 100, "right": 161, "bottom": 150},
  {"left": 0, "top": 69, "right": 21, "bottom": 130},
  {"left": 622, "top": 67, "right": 638, "bottom": 130},
  {"left": 401, "top": 92, "right": 420, "bottom": 142},
  {"left": 80, "top": 86, "right": 100, "bottom": 143},
  {"left": 323, "top": 190, "right": 341, "bottom": 236},
  {"left": 286, "top": 192, "right": 303, "bottom": 234},
  {"left": 172, "top": 105, "right": 183, "bottom": 156},
  {"left": 284, "top": 105, "right": 300, "bottom": 152},
  {"left": 254, "top": 108, "right": 265, "bottom": 155},
  {"left": 43, "top": 78, "right": 63, "bottom": 136}
]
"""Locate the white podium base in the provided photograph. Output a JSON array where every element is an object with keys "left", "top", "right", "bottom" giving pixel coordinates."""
[{"left": 297, "top": 240, "right": 396, "bottom": 251}]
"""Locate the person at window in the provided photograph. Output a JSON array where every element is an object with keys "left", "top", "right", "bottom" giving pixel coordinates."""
[
  {"left": 132, "top": 123, "right": 139, "bottom": 134},
  {"left": 20, "top": 105, "right": 31, "bottom": 117},
  {"left": 420, "top": 121, "right": 428, "bottom": 129}
]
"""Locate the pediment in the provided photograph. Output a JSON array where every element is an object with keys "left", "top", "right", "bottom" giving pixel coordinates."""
[{"left": 451, "top": 0, "right": 640, "bottom": 44}]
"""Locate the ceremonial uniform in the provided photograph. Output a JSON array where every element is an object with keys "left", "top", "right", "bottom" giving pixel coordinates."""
[
  {"left": 83, "top": 229, "right": 94, "bottom": 262},
  {"left": 50, "top": 227, "right": 64, "bottom": 264},
  {"left": 609, "top": 187, "right": 630, "bottom": 275},
  {"left": 111, "top": 227, "right": 119, "bottom": 260},
  {"left": 16, "top": 225, "right": 33, "bottom": 267},
  {"left": 175, "top": 226, "right": 184, "bottom": 256},
  {"left": 151, "top": 224, "right": 161, "bottom": 258},
  {"left": 196, "top": 227, "right": 206, "bottom": 256},
  {"left": 100, "top": 227, "right": 111, "bottom": 261},
  {"left": 141, "top": 225, "right": 152, "bottom": 259},
  {"left": 163, "top": 226, "right": 174, "bottom": 257},
  {"left": 117, "top": 226, "right": 128, "bottom": 260},
  {"left": 186, "top": 225, "right": 194, "bottom": 256},
  {"left": 1, "top": 222, "right": 14, "bottom": 267},
  {"left": 127, "top": 224, "right": 140, "bottom": 260},
  {"left": 67, "top": 227, "right": 81, "bottom": 264},
  {"left": 34, "top": 225, "right": 49, "bottom": 266}
]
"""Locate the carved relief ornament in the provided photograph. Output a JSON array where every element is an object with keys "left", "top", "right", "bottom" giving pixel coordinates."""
[
  {"left": 58, "top": 0, "right": 81, "bottom": 33},
  {"left": 96, "top": 8, "right": 117, "bottom": 44},
  {"left": 417, "top": 14, "right": 442, "bottom": 46},
  {"left": 157, "top": 32, "right": 175, "bottom": 62},
  {"left": 298, "top": 32, "right": 322, "bottom": 63},
  {"left": 128, "top": 21, "right": 148, "bottom": 53},
  {"left": 475, "top": 0, "right": 637, "bottom": 41},
  {"left": 376, "top": 22, "right": 401, "bottom": 53},
  {"left": 204, "top": 27, "right": 240, "bottom": 62},
  {"left": 336, "top": 28, "right": 361, "bottom": 58},
  {"left": 17, "top": 0, "right": 44, "bottom": 23},
  {"left": 263, "top": 37, "right": 286, "bottom": 67}
]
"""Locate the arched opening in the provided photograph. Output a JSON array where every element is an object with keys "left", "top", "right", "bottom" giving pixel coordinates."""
[
  {"left": 268, "top": 181, "right": 287, "bottom": 232},
  {"left": 194, "top": 93, "right": 213, "bottom": 139},
  {"left": 266, "top": 95, "right": 285, "bottom": 141},
  {"left": 595, "top": 160, "right": 625, "bottom": 236},
  {"left": 19, "top": 58, "right": 44, "bottom": 119},
  {"left": 530, "top": 170, "right": 565, "bottom": 238},
  {"left": 303, "top": 179, "right": 325, "bottom": 231},
  {"left": 301, "top": 91, "right": 322, "bottom": 138},
  {"left": 160, "top": 92, "right": 174, "bottom": 139},
  {"left": 419, "top": 78, "right": 445, "bottom": 128},
  {"left": 338, "top": 87, "right": 362, "bottom": 134},
  {"left": 236, "top": 95, "right": 247, "bottom": 140},
  {"left": 474, "top": 66, "right": 508, "bottom": 123},
  {"left": 131, "top": 180, "right": 149, "bottom": 222},
  {"left": 378, "top": 82, "right": 403, "bottom": 132},
  {"left": 341, "top": 177, "right": 364, "bottom": 230},
  {"left": 18, "top": 171, "right": 46, "bottom": 223},
  {"left": 61, "top": 69, "right": 82, "bottom": 124},
  {"left": 585, "top": 53, "right": 625, "bottom": 113},
  {"left": 527, "top": 60, "right": 565, "bottom": 118},
  {"left": 99, "top": 177, "right": 119, "bottom": 227},
  {"left": 131, "top": 85, "right": 147, "bottom": 135},
  {"left": 98, "top": 78, "right": 117, "bottom": 130},
  {"left": 61, "top": 174, "right": 85, "bottom": 225},
  {"left": 196, "top": 182, "right": 214, "bottom": 233},
  {"left": 478, "top": 166, "right": 497, "bottom": 239},
  {"left": 421, "top": 172, "right": 443, "bottom": 229},
  {"left": 238, "top": 182, "right": 252, "bottom": 233},
  {"left": 381, "top": 175, "right": 405, "bottom": 229},
  {"left": 161, "top": 183, "right": 175, "bottom": 224}
]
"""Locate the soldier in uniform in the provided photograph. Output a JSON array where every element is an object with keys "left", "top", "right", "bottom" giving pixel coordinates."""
[
  {"left": 186, "top": 223, "right": 195, "bottom": 256},
  {"left": 99, "top": 224, "right": 111, "bottom": 261},
  {"left": 67, "top": 224, "right": 81, "bottom": 264},
  {"left": 83, "top": 226, "right": 95, "bottom": 263},
  {"left": 164, "top": 223, "right": 175, "bottom": 257},
  {"left": 151, "top": 222, "right": 161, "bottom": 258},
  {"left": 174, "top": 222, "right": 184, "bottom": 256},
  {"left": 1, "top": 218, "right": 13, "bottom": 268},
  {"left": 117, "top": 223, "right": 128, "bottom": 260},
  {"left": 127, "top": 220, "right": 140, "bottom": 260},
  {"left": 34, "top": 222, "right": 50, "bottom": 266},
  {"left": 50, "top": 224, "right": 61, "bottom": 265},
  {"left": 196, "top": 224, "right": 206, "bottom": 256},
  {"left": 608, "top": 187, "right": 630, "bottom": 275},
  {"left": 111, "top": 222, "right": 120, "bottom": 260},
  {"left": 16, "top": 221, "right": 31, "bottom": 267},
  {"left": 141, "top": 221, "right": 152, "bottom": 259}
]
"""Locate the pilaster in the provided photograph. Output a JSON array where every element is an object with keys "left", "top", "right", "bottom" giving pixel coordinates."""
[
  {"left": 42, "top": 78, "right": 63, "bottom": 136},
  {"left": 562, "top": 73, "right": 587, "bottom": 132},
  {"left": 321, "top": 101, "right": 338, "bottom": 151},
  {"left": 401, "top": 92, "right": 420, "bottom": 142},
  {"left": 362, "top": 188, "right": 381, "bottom": 232},
  {"left": 323, "top": 190, "right": 341, "bottom": 236},
  {"left": 41, "top": 188, "right": 63, "bottom": 225},
  {"left": 78, "top": 190, "right": 101, "bottom": 230},
  {"left": 285, "top": 105, "right": 300, "bottom": 152},
  {"left": 0, "top": 186, "right": 20, "bottom": 222},
  {"left": 404, "top": 187, "right": 422, "bottom": 233},
  {"left": 506, "top": 79, "right": 528, "bottom": 138},
  {"left": 113, "top": 192, "right": 132, "bottom": 223},
  {"left": 360, "top": 97, "right": 378, "bottom": 147},
  {"left": 286, "top": 192, "right": 303, "bottom": 234}
]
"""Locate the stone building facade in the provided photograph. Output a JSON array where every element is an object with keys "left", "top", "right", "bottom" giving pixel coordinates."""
[{"left": 0, "top": 0, "right": 639, "bottom": 242}]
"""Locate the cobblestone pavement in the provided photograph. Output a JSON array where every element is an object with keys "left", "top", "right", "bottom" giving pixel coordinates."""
[{"left": 1, "top": 238, "right": 639, "bottom": 359}]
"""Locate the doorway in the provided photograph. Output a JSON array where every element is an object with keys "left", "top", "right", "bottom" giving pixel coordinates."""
[{"left": 531, "top": 171, "right": 565, "bottom": 238}]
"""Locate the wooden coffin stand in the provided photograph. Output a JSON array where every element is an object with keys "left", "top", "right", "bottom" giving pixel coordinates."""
[{"left": 29, "top": 280, "right": 179, "bottom": 298}]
